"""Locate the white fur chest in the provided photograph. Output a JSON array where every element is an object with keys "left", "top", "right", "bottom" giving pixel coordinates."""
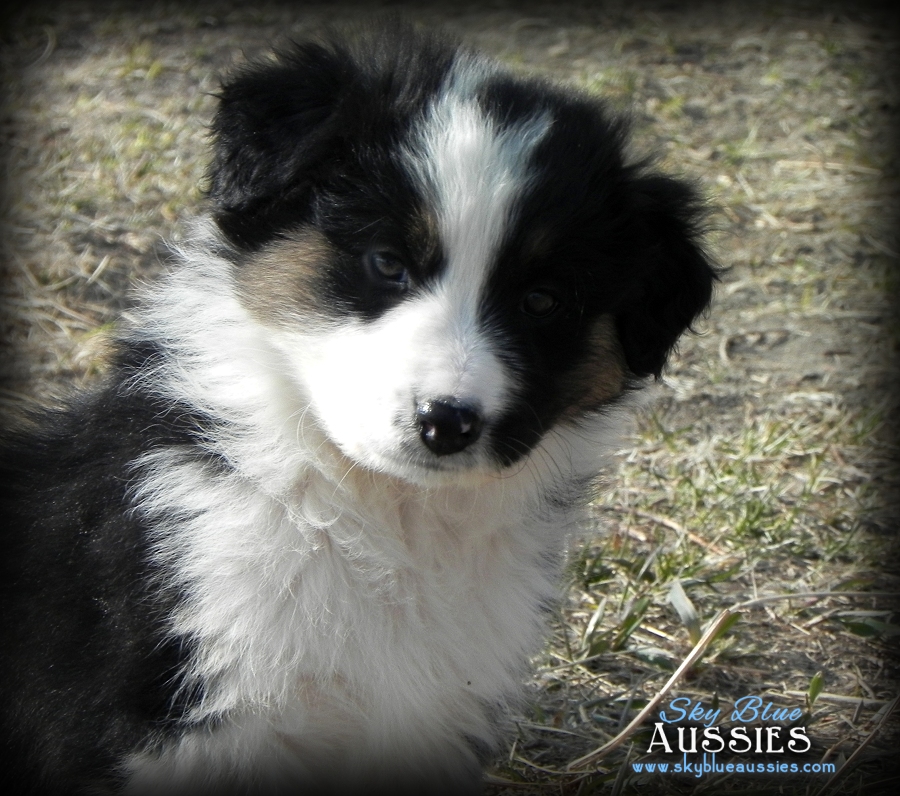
[{"left": 129, "top": 440, "right": 569, "bottom": 790}]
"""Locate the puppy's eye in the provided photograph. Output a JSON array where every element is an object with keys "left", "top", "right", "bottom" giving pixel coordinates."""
[
  {"left": 366, "top": 250, "right": 408, "bottom": 287},
  {"left": 520, "top": 289, "right": 560, "bottom": 319}
]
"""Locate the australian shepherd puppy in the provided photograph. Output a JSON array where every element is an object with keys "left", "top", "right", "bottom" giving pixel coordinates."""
[{"left": 0, "top": 24, "right": 715, "bottom": 796}]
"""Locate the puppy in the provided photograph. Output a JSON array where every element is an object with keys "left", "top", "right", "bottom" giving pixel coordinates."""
[{"left": 0, "top": 24, "right": 715, "bottom": 795}]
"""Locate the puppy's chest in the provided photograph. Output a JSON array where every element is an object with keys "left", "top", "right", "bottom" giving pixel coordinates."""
[
  {"left": 151, "top": 459, "right": 562, "bottom": 720},
  {"left": 135, "top": 461, "right": 563, "bottom": 784}
]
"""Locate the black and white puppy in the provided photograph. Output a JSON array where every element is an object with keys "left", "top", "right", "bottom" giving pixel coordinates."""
[{"left": 0, "top": 25, "right": 715, "bottom": 795}]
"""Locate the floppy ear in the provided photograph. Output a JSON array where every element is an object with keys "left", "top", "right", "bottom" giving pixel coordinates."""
[
  {"left": 616, "top": 175, "right": 717, "bottom": 378},
  {"left": 207, "top": 42, "right": 355, "bottom": 248}
]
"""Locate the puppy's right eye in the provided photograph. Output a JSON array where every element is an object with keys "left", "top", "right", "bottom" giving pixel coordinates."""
[
  {"left": 366, "top": 250, "right": 409, "bottom": 288},
  {"left": 520, "top": 289, "right": 560, "bottom": 319}
]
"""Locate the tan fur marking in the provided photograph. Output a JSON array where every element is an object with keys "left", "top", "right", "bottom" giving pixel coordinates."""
[
  {"left": 404, "top": 207, "right": 442, "bottom": 272},
  {"left": 236, "top": 227, "right": 336, "bottom": 326},
  {"left": 561, "top": 314, "right": 626, "bottom": 416}
]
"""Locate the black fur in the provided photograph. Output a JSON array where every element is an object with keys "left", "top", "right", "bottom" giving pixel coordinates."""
[
  {"left": 208, "top": 27, "right": 457, "bottom": 250},
  {"left": 0, "top": 344, "right": 209, "bottom": 793}
]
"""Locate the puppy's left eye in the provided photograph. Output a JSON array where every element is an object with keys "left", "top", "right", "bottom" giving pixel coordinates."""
[
  {"left": 520, "top": 289, "right": 560, "bottom": 319},
  {"left": 366, "top": 250, "right": 409, "bottom": 287}
]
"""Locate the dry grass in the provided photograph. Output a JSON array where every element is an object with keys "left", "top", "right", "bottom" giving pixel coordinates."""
[{"left": 2, "top": 1, "right": 898, "bottom": 793}]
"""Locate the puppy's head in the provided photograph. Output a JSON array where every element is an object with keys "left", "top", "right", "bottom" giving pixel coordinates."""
[{"left": 207, "top": 27, "right": 716, "bottom": 484}]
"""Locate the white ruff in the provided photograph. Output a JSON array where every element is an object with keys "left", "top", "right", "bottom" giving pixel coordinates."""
[{"left": 122, "top": 214, "right": 630, "bottom": 790}]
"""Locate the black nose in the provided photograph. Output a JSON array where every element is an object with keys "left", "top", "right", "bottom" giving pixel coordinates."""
[{"left": 415, "top": 400, "right": 483, "bottom": 456}]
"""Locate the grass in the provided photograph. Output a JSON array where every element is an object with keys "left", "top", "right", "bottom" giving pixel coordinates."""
[
  {"left": 486, "top": 375, "right": 897, "bottom": 790},
  {"left": 2, "top": 1, "right": 898, "bottom": 793},
  {"left": 487, "top": 339, "right": 897, "bottom": 791}
]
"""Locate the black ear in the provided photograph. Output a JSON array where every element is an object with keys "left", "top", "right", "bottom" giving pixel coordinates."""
[
  {"left": 207, "top": 42, "right": 355, "bottom": 248},
  {"left": 616, "top": 175, "right": 717, "bottom": 378}
]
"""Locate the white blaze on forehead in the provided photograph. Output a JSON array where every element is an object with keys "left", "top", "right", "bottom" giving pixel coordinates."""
[{"left": 406, "top": 61, "right": 551, "bottom": 307}]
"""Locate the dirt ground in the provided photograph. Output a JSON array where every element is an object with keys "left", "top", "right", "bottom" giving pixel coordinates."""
[{"left": 2, "top": 1, "right": 899, "bottom": 793}]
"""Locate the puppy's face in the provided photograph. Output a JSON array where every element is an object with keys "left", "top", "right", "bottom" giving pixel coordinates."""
[{"left": 214, "top": 31, "right": 715, "bottom": 484}]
